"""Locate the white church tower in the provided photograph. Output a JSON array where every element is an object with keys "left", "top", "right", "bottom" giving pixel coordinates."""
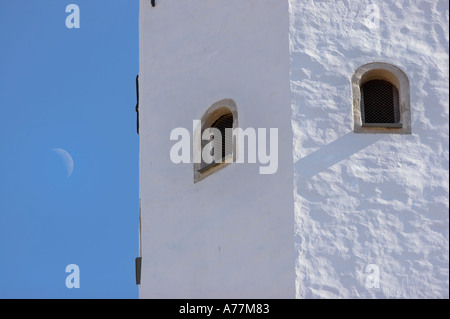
[
  {"left": 137, "top": 0, "right": 449, "bottom": 298},
  {"left": 137, "top": 0, "right": 295, "bottom": 298}
]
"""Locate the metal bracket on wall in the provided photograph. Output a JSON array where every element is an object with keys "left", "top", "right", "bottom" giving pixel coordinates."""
[
  {"left": 135, "top": 257, "right": 142, "bottom": 285},
  {"left": 135, "top": 75, "right": 139, "bottom": 135}
]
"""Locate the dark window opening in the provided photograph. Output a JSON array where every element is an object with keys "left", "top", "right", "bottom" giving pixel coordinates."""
[
  {"left": 211, "top": 113, "right": 233, "bottom": 160},
  {"left": 199, "top": 113, "right": 233, "bottom": 173},
  {"left": 361, "top": 79, "right": 400, "bottom": 126}
]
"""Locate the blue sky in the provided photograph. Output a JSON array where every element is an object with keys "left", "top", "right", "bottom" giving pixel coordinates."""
[{"left": 0, "top": 1, "right": 139, "bottom": 298}]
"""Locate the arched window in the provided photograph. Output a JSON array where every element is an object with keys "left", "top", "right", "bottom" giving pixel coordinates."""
[
  {"left": 352, "top": 62, "right": 411, "bottom": 134},
  {"left": 194, "top": 99, "right": 238, "bottom": 183}
]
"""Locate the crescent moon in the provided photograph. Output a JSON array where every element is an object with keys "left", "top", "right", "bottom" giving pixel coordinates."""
[{"left": 51, "top": 148, "right": 74, "bottom": 177}]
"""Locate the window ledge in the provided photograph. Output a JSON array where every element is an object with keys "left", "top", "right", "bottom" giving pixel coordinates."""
[
  {"left": 361, "top": 123, "right": 403, "bottom": 128},
  {"left": 198, "top": 162, "right": 220, "bottom": 173},
  {"left": 197, "top": 155, "right": 233, "bottom": 174}
]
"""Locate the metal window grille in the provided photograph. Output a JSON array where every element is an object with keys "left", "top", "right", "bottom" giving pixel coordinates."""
[
  {"left": 361, "top": 79, "right": 400, "bottom": 125},
  {"left": 199, "top": 113, "right": 233, "bottom": 172}
]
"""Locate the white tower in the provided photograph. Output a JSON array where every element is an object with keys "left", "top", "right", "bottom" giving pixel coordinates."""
[
  {"left": 289, "top": 0, "right": 448, "bottom": 298},
  {"left": 138, "top": 0, "right": 295, "bottom": 298},
  {"left": 138, "top": 0, "right": 449, "bottom": 299}
]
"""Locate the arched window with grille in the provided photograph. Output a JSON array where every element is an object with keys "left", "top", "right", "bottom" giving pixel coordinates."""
[
  {"left": 194, "top": 99, "right": 238, "bottom": 183},
  {"left": 352, "top": 62, "right": 411, "bottom": 134}
]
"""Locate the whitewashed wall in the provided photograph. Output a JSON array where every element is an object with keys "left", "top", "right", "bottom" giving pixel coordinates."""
[
  {"left": 139, "top": 0, "right": 295, "bottom": 298},
  {"left": 289, "top": 0, "right": 449, "bottom": 298}
]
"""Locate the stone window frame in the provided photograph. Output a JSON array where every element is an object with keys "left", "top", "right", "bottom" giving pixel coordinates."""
[
  {"left": 351, "top": 62, "right": 411, "bottom": 134},
  {"left": 193, "top": 99, "right": 238, "bottom": 183}
]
